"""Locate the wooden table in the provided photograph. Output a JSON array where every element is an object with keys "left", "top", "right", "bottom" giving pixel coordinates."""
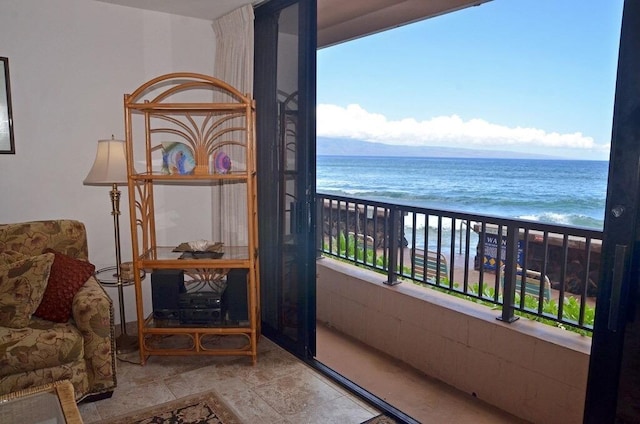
[{"left": 0, "top": 380, "right": 82, "bottom": 423}]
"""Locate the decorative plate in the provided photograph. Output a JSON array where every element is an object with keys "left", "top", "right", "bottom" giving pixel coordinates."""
[
  {"left": 214, "top": 151, "right": 231, "bottom": 174},
  {"left": 161, "top": 142, "right": 195, "bottom": 175}
]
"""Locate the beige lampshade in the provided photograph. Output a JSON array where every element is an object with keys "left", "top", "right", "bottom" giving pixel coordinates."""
[{"left": 84, "top": 138, "right": 128, "bottom": 185}]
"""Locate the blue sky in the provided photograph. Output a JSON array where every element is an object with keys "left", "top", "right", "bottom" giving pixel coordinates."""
[{"left": 317, "top": 0, "right": 624, "bottom": 160}]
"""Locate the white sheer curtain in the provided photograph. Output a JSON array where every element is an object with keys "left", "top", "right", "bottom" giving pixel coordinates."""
[
  {"left": 211, "top": 5, "right": 255, "bottom": 247},
  {"left": 213, "top": 5, "right": 254, "bottom": 94}
]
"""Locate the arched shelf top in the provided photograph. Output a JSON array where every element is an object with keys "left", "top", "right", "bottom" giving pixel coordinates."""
[{"left": 125, "top": 72, "right": 252, "bottom": 108}]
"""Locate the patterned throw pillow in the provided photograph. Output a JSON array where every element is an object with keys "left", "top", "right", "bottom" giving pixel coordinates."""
[
  {"left": 0, "top": 252, "right": 54, "bottom": 328},
  {"left": 33, "top": 249, "right": 96, "bottom": 323}
]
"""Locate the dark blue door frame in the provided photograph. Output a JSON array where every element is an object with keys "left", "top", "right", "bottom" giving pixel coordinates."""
[
  {"left": 254, "top": 0, "right": 317, "bottom": 359},
  {"left": 585, "top": 1, "right": 640, "bottom": 422}
]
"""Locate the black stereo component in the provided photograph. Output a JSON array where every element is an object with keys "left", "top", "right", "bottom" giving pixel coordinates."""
[
  {"left": 222, "top": 269, "right": 248, "bottom": 323},
  {"left": 179, "top": 307, "right": 222, "bottom": 325},
  {"left": 178, "top": 292, "right": 222, "bottom": 325},
  {"left": 179, "top": 292, "right": 222, "bottom": 309},
  {"left": 151, "top": 269, "right": 185, "bottom": 320}
]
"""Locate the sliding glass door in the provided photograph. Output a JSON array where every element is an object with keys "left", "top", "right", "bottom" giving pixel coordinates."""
[
  {"left": 585, "top": 1, "right": 640, "bottom": 422},
  {"left": 254, "top": 0, "right": 317, "bottom": 358}
]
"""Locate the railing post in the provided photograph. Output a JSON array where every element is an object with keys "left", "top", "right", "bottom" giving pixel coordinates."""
[
  {"left": 385, "top": 207, "right": 401, "bottom": 285},
  {"left": 498, "top": 223, "right": 519, "bottom": 323},
  {"left": 316, "top": 197, "right": 323, "bottom": 259},
  {"left": 459, "top": 220, "right": 465, "bottom": 255}
]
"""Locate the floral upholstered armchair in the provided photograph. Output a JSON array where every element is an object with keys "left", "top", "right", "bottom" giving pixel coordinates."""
[{"left": 0, "top": 220, "right": 116, "bottom": 400}]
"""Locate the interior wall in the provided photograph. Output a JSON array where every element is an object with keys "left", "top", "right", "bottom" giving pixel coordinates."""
[{"left": 0, "top": 0, "right": 217, "bottom": 324}]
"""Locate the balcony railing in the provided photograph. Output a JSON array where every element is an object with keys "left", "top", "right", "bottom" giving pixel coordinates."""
[{"left": 317, "top": 192, "right": 602, "bottom": 333}]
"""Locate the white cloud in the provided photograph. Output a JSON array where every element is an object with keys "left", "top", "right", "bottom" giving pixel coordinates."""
[{"left": 317, "top": 103, "right": 607, "bottom": 152}]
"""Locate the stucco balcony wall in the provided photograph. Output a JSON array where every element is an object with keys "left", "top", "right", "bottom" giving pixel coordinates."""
[{"left": 317, "top": 257, "right": 592, "bottom": 424}]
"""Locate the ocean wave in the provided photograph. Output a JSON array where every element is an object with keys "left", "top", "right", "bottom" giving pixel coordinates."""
[
  {"left": 318, "top": 157, "right": 608, "bottom": 232},
  {"left": 318, "top": 188, "right": 604, "bottom": 212},
  {"left": 321, "top": 192, "right": 604, "bottom": 231},
  {"left": 403, "top": 213, "right": 602, "bottom": 252},
  {"left": 404, "top": 214, "right": 461, "bottom": 231},
  {"left": 404, "top": 226, "right": 481, "bottom": 253},
  {"left": 516, "top": 213, "right": 603, "bottom": 229}
]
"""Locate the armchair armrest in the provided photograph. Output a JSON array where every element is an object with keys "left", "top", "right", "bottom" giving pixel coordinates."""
[{"left": 72, "top": 277, "right": 116, "bottom": 394}]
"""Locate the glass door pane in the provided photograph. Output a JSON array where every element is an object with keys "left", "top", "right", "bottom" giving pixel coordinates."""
[
  {"left": 586, "top": 1, "right": 640, "bottom": 422},
  {"left": 255, "top": 0, "right": 317, "bottom": 357}
]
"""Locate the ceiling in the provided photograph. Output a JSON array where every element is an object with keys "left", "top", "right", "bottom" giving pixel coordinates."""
[
  {"left": 94, "top": 0, "right": 491, "bottom": 47},
  {"left": 317, "top": 0, "right": 490, "bottom": 47},
  {"left": 95, "top": 0, "right": 260, "bottom": 21}
]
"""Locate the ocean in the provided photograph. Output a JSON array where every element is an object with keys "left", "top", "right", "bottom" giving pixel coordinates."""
[{"left": 316, "top": 156, "right": 609, "bottom": 249}]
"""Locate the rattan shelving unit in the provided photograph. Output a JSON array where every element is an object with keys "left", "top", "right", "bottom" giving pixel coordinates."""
[{"left": 124, "top": 73, "right": 259, "bottom": 365}]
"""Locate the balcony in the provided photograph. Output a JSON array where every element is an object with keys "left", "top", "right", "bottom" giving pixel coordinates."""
[{"left": 315, "top": 193, "right": 598, "bottom": 423}]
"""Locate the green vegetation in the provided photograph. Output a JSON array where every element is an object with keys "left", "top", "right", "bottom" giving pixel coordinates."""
[
  {"left": 415, "top": 280, "right": 594, "bottom": 337},
  {"left": 324, "top": 232, "right": 386, "bottom": 267}
]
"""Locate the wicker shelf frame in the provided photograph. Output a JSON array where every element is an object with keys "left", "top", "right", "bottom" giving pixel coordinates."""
[{"left": 124, "top": 73, "right": 260, "bottom": 365}]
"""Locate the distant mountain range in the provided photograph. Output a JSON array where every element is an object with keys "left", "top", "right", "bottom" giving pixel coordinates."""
[{"left": 316, "top": 137, "right": 560, "bottom": 159}]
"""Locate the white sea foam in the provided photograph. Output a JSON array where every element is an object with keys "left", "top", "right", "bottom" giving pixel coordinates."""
[
  {"left": 402, "top": 212, "right": 480, "bottom": 251},
  {"left": 405, "top": 212, "right": 461, "bottom": 231},
  {"left": 517, "top": 212, "right": 585, "bottom": 226}
]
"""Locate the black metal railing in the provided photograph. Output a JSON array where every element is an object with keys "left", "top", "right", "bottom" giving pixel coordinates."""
[{"left": 317, "top": 192, "right": 602, "bottom": 333}]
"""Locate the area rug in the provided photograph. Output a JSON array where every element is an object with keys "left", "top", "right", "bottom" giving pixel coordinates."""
[
  {"left": 97, "top": 390, "right": 241, "bottom": 424},
  {"left": 361, "top": 414, "right": 400, "bottom": 424}
]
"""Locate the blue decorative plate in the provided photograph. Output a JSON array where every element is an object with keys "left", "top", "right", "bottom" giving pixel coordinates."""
[{"left": 161, "top": 142, "right": 195, "bottom": 175}]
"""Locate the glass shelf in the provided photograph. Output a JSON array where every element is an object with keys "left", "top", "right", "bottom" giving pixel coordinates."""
[
  {"left": 145, "top": 316, "right": 251, "bottom": 329},
  {"left": 95, "top": 265, "right": 146, "bottom": 287},
  {"left": 139, "top": 246, "right": 250, "bottom": 261}
]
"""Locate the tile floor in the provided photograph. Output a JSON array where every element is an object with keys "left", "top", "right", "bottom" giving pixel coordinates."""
[
  {"left": 78, "top": 336, "right": 380, "bottom": 423},
  {"left": 79, "top": 323, "right": 527, "bottom": 424}
]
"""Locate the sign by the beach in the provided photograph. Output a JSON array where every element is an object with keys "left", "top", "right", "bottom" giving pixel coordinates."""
[{"left": 482, "top": 234, "right": 524, "bottom": 271}]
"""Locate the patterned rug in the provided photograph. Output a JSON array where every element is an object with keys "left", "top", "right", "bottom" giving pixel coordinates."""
[
  {"left": 96, "top": 390, "right": 241, "bottom": 424},
  {"left": 361, "top": 414, "right": 400, "bottom": 424}
]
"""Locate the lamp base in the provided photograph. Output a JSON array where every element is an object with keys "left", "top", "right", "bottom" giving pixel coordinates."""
[{"left": 115, "top": 333, "right": 139, "bottom": 354}]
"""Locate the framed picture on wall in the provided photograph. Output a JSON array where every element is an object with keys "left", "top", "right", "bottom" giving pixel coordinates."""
[{"left": 0, "top": 57, "right": 15, "bottom": 154}]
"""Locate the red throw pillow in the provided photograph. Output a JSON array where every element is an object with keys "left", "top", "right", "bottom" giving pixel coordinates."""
[{"left": 33, "top": 248, "right": 96, "bottom": 322}]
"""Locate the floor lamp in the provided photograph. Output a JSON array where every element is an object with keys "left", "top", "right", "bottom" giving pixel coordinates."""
[{"left": 84, "top": 137, "right": 138, "bottom": 354}]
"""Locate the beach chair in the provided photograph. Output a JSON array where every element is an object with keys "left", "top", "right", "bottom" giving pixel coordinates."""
[
  {"left": 347, "top": 231, "right": 375, "bottom": 248},
  {"left": 501, "top": 268, "right": 552, "bottom": 301},
  {"left": 413, "top": 250, "right": 449, "bottom": 282}
]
